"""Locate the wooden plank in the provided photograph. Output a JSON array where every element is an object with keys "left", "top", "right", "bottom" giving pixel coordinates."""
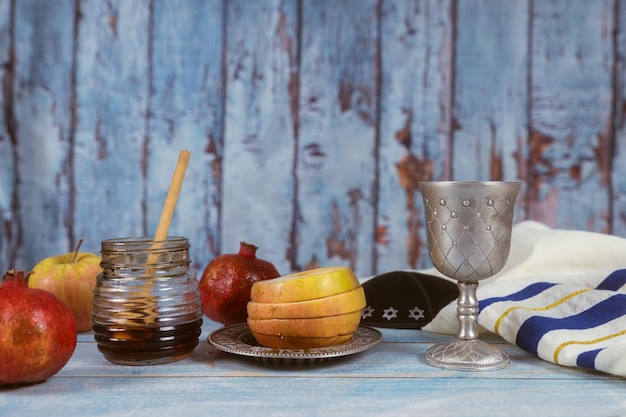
[
  {"left": 65, "top": 321, "right": 618, "bottom": 382},
  {"left": 1, "top": 0, "right": 625, "bottom": 279},
  {"left": 3, "top": 376, "right": 621, "bottom": 417},
  {"left": 10, "top": 0, "right": 75, "bottom": 269},
  {"left": 452, "top": 0, "right": 529, "bottom": 221},
  {"left": 0, "top": 0, "right": 15, "bottom": 273},
  {"left": 4, "top": 323, "right": 624, "bottom": 416},
  {"left": 148, "top": 0, "right": 225, "bottom": 274},
  {"left": 73, "top": 0, "right": 151, "bottom": 254},
  {"left": 220, "top": 0, "right": 299, "bottom": 274},
  {"left": 613, "top": 0, "right": 626, "bottom": 237},
  {"left": 377, "top": 0, "right": 454, "bottom": 272},
  {"left": 528, "top": 0, "right": 614, "bottom": 233},
  {"left": 297, "top": 0, "right": 379, "bottom": 276}
]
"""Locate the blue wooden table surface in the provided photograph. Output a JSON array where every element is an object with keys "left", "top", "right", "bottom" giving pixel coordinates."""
[{"left": 1, "top": 319, "right": 623, "bottom": 417}]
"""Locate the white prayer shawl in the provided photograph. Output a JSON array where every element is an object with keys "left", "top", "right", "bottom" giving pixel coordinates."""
[{"left": 421, "top": 221, "right": 626, "bottom": 378}]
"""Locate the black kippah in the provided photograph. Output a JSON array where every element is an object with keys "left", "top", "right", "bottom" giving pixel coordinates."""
[{"left": 361, "top": 271, "right": 458, "bottom": 329}]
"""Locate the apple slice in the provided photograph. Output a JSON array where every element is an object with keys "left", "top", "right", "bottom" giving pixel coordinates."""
[
  {"left": 247, "top": 286, "right": 365, "bottom": 319},
  {"left": 247, "top": 310, "right": 362, "bottom": 338},
  {"left": 250, "top": 266, "right": 360, "bottom": 303},
  {"left": 251, "top": 333, "right": 353, "bottom": 349}
]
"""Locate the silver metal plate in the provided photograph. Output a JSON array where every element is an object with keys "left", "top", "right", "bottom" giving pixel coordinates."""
[{"left": 208, "top": 323, "right": 382, "bottom": 365}]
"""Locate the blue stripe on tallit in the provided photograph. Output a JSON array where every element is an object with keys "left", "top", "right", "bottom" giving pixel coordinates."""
[
  {"left": 596, "top": 269, "right": 626, "bottom": 291},
  {"left": 516, "top": 294, "right": 626, "bottom": 356},
  {"left": 576, "top": 348, "right": 603, "bottom": 370},
  {"left": 479, "top": 282, "right": 557, "bottom": 312}
]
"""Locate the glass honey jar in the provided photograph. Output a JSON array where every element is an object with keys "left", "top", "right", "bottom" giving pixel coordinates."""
[{"left": 92, "top": 237, "right": 203, "bottom": 365}]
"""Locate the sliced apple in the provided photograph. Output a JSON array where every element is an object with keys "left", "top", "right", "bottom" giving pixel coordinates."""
[
  {"left": 251, "top": 333, "right": 353, "bottom": 349},
  {"left": 250, "top": 266, "right": 360, "bottom": 303},
  {"left": 247, "top": 310, "right": 362, "bottom": 338},
  {"left": 247, "top": 286, "right": 365, "bottom": 319}
]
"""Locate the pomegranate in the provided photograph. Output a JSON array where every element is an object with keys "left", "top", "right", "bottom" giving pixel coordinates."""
[
  {"left": 199, "top": 242, "right": 280, "bottom": 325},
  {"left": 0, "top": 269, "right": 77, "bottom": 386}
]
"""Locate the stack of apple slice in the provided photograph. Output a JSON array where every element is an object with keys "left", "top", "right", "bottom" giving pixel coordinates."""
[{"left": 247, "top": 266, "right": 366, "bottom": 349}]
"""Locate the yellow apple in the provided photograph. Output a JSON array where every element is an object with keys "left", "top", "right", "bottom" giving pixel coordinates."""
[
  {"left": 247, "top": 310, "right": 362, "bottom": 338},
  {"left": 250, "top": 266, "right": 360, "bottom": 303},
  {"left": 29, "top": 239, "right": 102, "bottom": 332},
  {"left": 247, "top": 286, "right": 366, "bottom": 319}
]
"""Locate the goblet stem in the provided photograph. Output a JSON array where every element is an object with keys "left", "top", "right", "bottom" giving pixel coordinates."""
[
  {"left": 424, "top": 280, "right": 510, "bottom": 371},
  {"left": 456, "top": 281, "right": 479, "bottom": 340}
]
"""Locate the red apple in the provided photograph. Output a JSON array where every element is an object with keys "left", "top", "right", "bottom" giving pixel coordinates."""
[{"left": 29, "top": 239, "right": 102, "bottom": 332}]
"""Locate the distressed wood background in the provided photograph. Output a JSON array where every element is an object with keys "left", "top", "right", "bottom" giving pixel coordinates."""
[{"left": 1, "top": 0, "right": 625, "bottom": 279}]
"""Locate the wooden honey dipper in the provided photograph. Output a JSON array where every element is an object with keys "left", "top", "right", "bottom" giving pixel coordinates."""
[
  {"left": 139, "top": 150, "right": 191, "bottom": 323},
  {"left": 153, "top": 149, "right": 190, "bottom": 244}
]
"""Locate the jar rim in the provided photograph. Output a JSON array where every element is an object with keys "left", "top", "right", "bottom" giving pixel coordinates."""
[
  {"left": 102, "top": 236, "right": 187, "bottom": 243},
  {"left": 100, "top": 236, "right": 189, "bottom": 252}
]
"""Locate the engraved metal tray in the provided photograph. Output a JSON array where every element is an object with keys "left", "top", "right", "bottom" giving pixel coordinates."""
[{"left": 208, "top": 323, "right": 382, "bottom": 365}]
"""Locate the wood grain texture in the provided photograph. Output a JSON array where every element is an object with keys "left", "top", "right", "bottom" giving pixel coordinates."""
[
  {"left": 528, "top": 0, "right": 614, "bottom": 233},
  {"left": 0, "top": 0, "right": 625, "bottom": 278},
  {"left": 73, "top": 0, "right": 151, "bottom": 256},
  {"left": 0, "top": 0, "right": 15, "bottom": 269},
  {"left": 1, "top": 321, "right": 623, "bottom": 417},
  {"left": 377, "top": 0, "right": 453, "bottom": 272},
  {"left": 297, "top": 0, "right": 379, "bottom": 275},
  {"left": 221, "top": 0, "right": 298, "bottom": 274},
  {"left": 452, "top": 0, "right": 529, "bottom": 219},
  {"left": 148, "top": 0, "right": 225, "bottom": 273},
  {"left": 614, "top": 0, "right": 626, "bottom": 236},
  {"left": 12, "top": 0, "right": 75, "bottom": 268},
  {"left": 3, "top": 376, "right": 621, "bottom": 417}
]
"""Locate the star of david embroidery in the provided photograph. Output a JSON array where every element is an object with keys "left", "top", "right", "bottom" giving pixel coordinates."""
[
  {"left": 361, "top": 305, "right": 374, "bottom": 319},
  {"left": 409, "top": 307, "right": 425, "bottom": 320},
  {"left": 382, "top": 307, "right": 398, "bottom": 320}
]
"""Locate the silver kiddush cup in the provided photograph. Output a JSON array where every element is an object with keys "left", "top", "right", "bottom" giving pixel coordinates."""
[{"left": 418, "top": 181, "right": 521, "bottom": 371}]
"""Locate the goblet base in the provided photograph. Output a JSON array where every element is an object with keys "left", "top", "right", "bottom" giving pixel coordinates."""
[{"left": 425, "top": 339, "right": 510, "bottom": 371}]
